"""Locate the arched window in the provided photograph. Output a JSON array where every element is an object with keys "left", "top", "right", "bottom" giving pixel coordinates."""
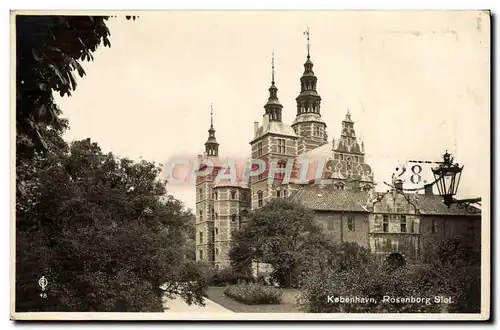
[
  {"left": 231, "top": 214, "right": 237, "bottom": 222},
  {"left": 231, "top": 190, "right": 237, "bottom": 200},
  {"left": 257, "top": 191, "right": 263, "bottom": 208},
  {"left": 213, "top": 191, "right": 218, "bottom": 200}
]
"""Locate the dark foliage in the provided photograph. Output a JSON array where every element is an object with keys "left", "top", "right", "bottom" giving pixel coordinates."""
[{"left": 224, "top": 283, "right": 282, "bottom": 305}]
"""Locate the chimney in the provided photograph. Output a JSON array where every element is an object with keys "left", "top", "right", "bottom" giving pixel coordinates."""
[
  {"left": 424, "top": 183, "right": 434, "bottom": 195},
  {"left": 254, "top": 122, "right": 259, "bottom": 137},
  {"left": 394, "top": 179, "right": 403, "bottom": 191},
  {"left": 263, "top": 114, "right": 269, "bottom": 130}
]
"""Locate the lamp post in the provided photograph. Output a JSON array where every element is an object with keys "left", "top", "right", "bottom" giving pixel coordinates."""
[{"left": 431, "top": 151, "right": 481, "bottom": 213}]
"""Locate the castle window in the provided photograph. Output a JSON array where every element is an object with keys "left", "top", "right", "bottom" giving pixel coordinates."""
[
  {"left": 213, "top": 191, "right": 218, "bottom": 200},
  {"left": 258, "top": 191, "right": 263, "bottom": 208},
  {"left": 199, "top": 249, "right": 203, "bottom": 261},
  {"left": 347, "top": 217, "right": 355, "bottom": 231},
  {"left": 400, "top": 215, "right": 407, "bottom": 233},
  {"left": 199, "top": 188, "right": 203, "bottom": 197},
  {"left": 410, "top": 219, "right": 415, "bottom": 233},
  {"left": 339, "top": 154, "right": 344, "bottom": 161},
  {"left": 199, "top": 231, "right": 204, "bottom": 244},
  {"left": 215, "top": 212, "right": 218, "bottom": 220},
  {"left": 231, "top": 190, "right": 237, "bottom": 200},
  {"left": 334, "top": 182, "right": 345, "bottom": 190},
  {"left": 313, "top": 126, "right": 320, "bottom": 137},
  {"left": 277, "top": 139, "right": 286, "bottom": 154},
  {"left": 231, "top": 214, "right": 237, "bottom": 222},
  {"left": 276, "top": 160, "right": 286, "bottom": 180},
  {"left": 383, "top": 215, "right": 389, "bottom": 232},
  {"left": 327, "top": 217, "right": 335, "bottom": 230},
  {"left": 257, "top": 142, "right": 263, "bottom": 157},
  {"left": 215, "top": 248, "right": 219, "bottom": 256},
  {"left": 211, "top": 208, "right": 215, "bottom": 220},
  {"left": 199, "top": 209, "right": 203, "bottom": 220},
  {"left": 432, "top": 219, "right": 439, "bottom": 233}
]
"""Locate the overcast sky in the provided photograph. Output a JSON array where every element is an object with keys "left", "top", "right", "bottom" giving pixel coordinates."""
[{"left": 55, "top": 11, "right": 490, "bottom": 211}]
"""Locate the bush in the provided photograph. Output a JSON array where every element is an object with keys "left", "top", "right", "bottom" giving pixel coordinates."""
[
  {"left": 206, "top": 267, "right": 254, "bottom": 287},
  {"left": 298, "top": 263, "right": 442, "bottom": 313},
  {"left": 224, "top": 282, "right": 283, "bottom": 305}
]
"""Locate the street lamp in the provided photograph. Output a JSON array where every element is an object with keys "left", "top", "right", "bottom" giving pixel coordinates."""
[{"left": 431, "top": 151, "right": 481, "bottom": 212}]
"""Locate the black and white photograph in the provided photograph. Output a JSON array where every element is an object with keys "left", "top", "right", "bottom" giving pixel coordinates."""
[{"left": 11, "top": 10, "right": 490, "bottom": 321}]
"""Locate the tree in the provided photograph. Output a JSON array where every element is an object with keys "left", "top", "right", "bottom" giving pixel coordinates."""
[
  {"left": 16, "top": 138, "right": 205, "bottom": 312},
  {"left": 229, "top": 199, "right": 332, "bottom": 288},
  {"left": 298, "top": 236, "right": 481, "bottom": 313}
]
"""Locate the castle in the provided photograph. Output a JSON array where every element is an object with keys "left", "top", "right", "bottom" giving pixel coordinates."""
[{"left": 194, "top": 34, "right": 480, "bottom": 268}]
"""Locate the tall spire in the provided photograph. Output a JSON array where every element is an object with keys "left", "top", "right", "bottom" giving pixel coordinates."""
[
  {"left": 264, "top": 52, "right": 283, "bottom": 122},
  {"left": 304, "top": 27, "right": 310, "bottom": 59},
  {"left": 271, "top": 51, "right": 275, "bottom": 84},
  {"left": 205, "top": 103, "right": 219, "bottom": 156},
  {"left": 210, "top": 103, "right": 214, "bottom": 128}
]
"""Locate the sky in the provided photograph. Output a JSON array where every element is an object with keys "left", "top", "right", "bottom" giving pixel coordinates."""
[{"left": 55, "top": 11, "right": 490, "bottom": 211}]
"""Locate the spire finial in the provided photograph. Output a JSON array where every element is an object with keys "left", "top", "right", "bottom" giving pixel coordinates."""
[
  {"left": 303, "top": 27, "right": 310, "bottom": 58},
  {"left": 210, "top": 103, "right": 214, "bottom": 128},
  {"left": 271, "top": 51, "right": 275, "bottom": 84}
]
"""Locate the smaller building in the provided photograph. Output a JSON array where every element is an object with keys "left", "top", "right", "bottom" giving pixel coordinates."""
[{"left": 290, "top": 183, "right": 481, "bottom": 265}]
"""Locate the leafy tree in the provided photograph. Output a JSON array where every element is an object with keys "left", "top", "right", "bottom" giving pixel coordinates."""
[
  {"left": 16, "top": 138, "right": 205, "bottom": 312},
  {"left": 229, "top": 199, "right": 332, "bottom": 288},
  {"left": 298, "top": 237, "right": 481, "bottom": 313},
  {"left": 422, "top": 233, "right": 481, "bottom": 313}
]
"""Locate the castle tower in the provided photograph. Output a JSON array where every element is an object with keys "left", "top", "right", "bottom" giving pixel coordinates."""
[
  {"left": 292, "top": 29, "right": 328, "bottom": 155},
  {"left": 195, "top": 105, "right": 221, "bottom": 264},
  {"left": 249, "top": 53, "right": 298, "bottom": 210}
]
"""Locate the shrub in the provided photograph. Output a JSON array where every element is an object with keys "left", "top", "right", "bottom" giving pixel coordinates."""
[
  {"left": 224, "top": 282, "right": 283, "bottom": 305},
  {"left": 298, "top": 263, "right": 442, "bottom": 313},
  {"left": 206, "top": 267, "right": 254, "bottom": 287}
]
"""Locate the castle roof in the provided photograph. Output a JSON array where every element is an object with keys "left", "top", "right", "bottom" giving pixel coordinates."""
[
  {"left": 292, "top": 113, "right": 325, "bottom": 125},
  {"left": 290, "top": 185, "right": 480, "bottom": 217},
  {"left": 252, "top": 120, "right": 297, "bottom": 142}
]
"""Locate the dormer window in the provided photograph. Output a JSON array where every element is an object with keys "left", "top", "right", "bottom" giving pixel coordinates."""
[{"left": 334, "top": 182, "right": 345, "bottom": 190}]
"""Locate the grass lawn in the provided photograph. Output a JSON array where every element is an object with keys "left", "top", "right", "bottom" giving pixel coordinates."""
[{"left": 205, "top": 286, "right": 302, "bottom": 313}]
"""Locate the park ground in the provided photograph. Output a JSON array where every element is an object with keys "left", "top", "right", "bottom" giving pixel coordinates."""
[{"left": 163, "top": 287, "right": 301, "bottom": 313}]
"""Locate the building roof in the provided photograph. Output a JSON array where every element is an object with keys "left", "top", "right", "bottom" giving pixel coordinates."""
[
  {"left": 290, "top": 185, "right": 480, "bottom": 217},
  {"left": 290, "top": 185, "right": 370, "bottom": 212},
  {"left": 253, "top": 120, "right": 297, "bottom": 141},
  {"left": 292, "top": 113, "right": 326, "bottom": 125}
]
